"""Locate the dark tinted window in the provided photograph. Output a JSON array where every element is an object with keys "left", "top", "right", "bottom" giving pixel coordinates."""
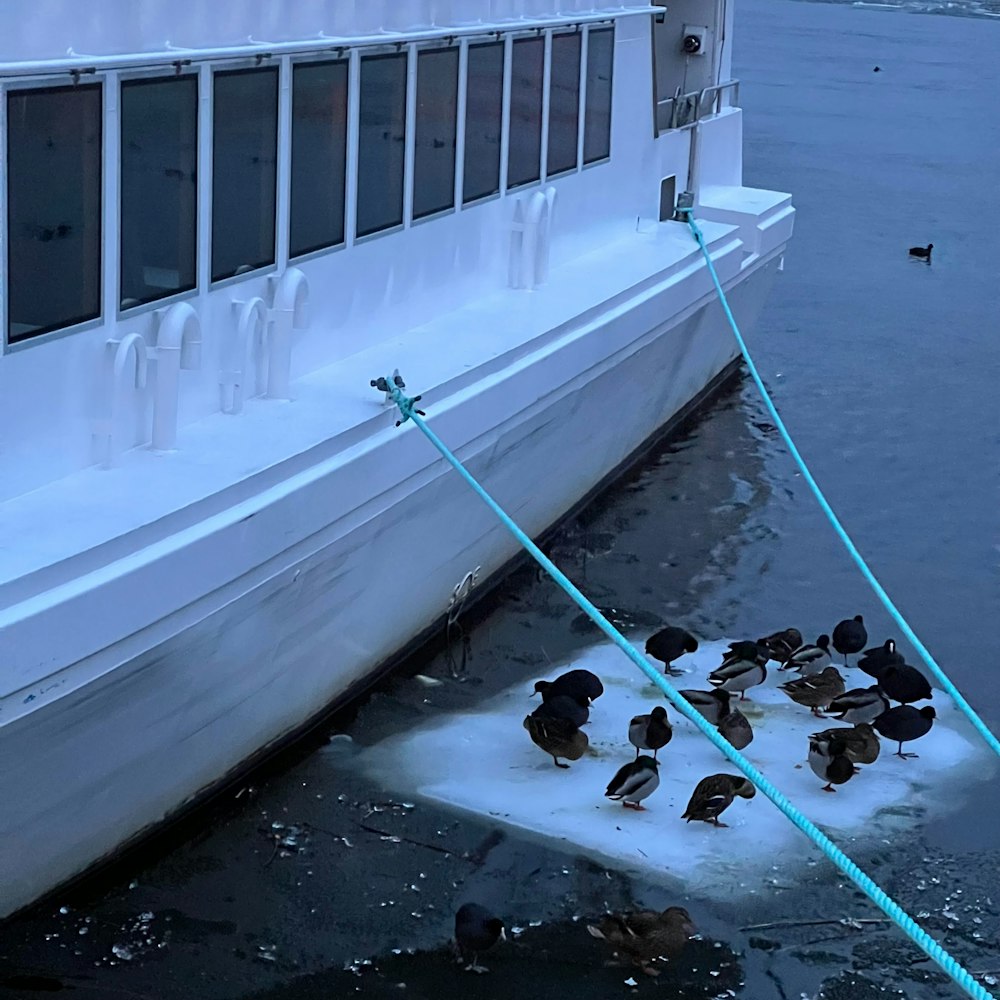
[
  {"left": 211, "top": 68, "right": 278, "bottom": 281},
  {"left": 290, "top": 60, "right": 348, "bottom": 257},
  {"left": 6, "top": 84, "right": 102, "bottom": 342},
  {"left": 120, "top": 76, "right": 198, "bottom": 309},
  {"left": 357, "top": 53, "right": 407, "bottom": 238},
  {"left": 507, "top": 37, "right": 544, "bottom": 189},
  {"left": 584, "top": 28, "right": 614, "bottom": 164},
  {"left": 547, "top": 32, "right": 581, "bottom": 176},
  {"left": 413, "top": 47, "right": 458, "bottom": 220},
  {"left": 463, "top": 42, "right": 504, "bottom": 204}
]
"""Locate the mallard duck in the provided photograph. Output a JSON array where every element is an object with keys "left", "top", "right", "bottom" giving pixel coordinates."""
[
  {"left": 455, "top": 902, "right": 505, "bottom": 972},
  {"left": 717, "top": 707, "right": 753, "bottom": 750},
  {"left": 645, "top": 626, "right": 698, "bottom": 675},
  {"left": 682, "top": 774, "right": 756, "bottom": 826},
  {"left": 530, "top": 692, "right": 589, "bottom": 728},
  {"left": 708, "top": 658, "right": 766, "bottom": 700},
  {"left": 523, "top": 714, "right": 588, "bottom": 768},
  {"left": 679, "top": 688, "right": 732, "bottom": 725},
  {"left": 605, "top": 755, "right": 660, "bottom": 810},
  {"left": 587, "top": 906, "right": 696, "bottom": 974},
  {"left": 533, "top": 668, "right": 604, "bottom": 706},
  {"left": 778, "top": 666, "right": 845, "bottom": 715},
  {"left": 628, "top": 706, "right": 672, "bottom": 760},
  {"left": 832, "top": 615, "right": 867, "bottom": 665},
  {"left": 758, "top": 628, "right": 803, "bottom": 662},
  {"left": 812, "top": 723, "right": 880, "bottom": 765},
  {"left": 873, "top": 705, "right": 936, "bottom": 758},
  {"left": 878, "top": 663, "right": 932, "bottom": 704},
  {"left": 857, "top": 639, "right": 904, "bottom": 679},
  {"left": 808, "top": 735, "right": 855, "bottom": 792},
  {"left": 780, "top": 634, "right": 832, "bottom": 675},
  {"left": 826, "top": 685, "right": 889, "bottom": 724}
]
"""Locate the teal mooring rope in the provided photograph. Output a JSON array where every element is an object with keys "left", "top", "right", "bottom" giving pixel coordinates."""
[
  {"left": 383, "top": 378, "right": 992, "bottom": 1000},
  {"left": 682, "top": 211, "right": 1000, "bottom": 764}
]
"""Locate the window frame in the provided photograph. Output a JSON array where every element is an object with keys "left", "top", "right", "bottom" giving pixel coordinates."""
[
  {"left": 506, "top": 33, "right": 547, "bottom": 192},
  {"left": 411, "top": 43, "right": 460, "bottom": 223},
  {"left": 545, "top": 29, "right": 583, "bottom": 179},
  {"left": 117, "top": 71, "right": 200, "bottom": 316},
  {"left": 3, "top": 77, "right": 105, "bottom": 349},
  {"left": 462, "top": 38, "right": 507, "bottom": 207},
  {"left": 582, "top": 24, "right": 615, "bottom": 168}
]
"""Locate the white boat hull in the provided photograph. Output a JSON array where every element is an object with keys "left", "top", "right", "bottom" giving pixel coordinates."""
[{"left": 0, "top": 252, "right": 780, "bottom": 917}]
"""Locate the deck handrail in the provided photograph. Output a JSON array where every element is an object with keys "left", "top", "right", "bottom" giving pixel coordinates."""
[{"left": 656, "top": 78, "right": 740, "bottom": 135}]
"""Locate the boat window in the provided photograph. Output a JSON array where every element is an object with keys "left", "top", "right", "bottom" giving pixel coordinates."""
[
  {"left": 211, "top": 67, "right": 278, "bottom": 282},
  {"left": 413, "top": 46, "right": 459, "bottom": 220},
  {"left": 357, "top": 52, "right": 407, "bottom": 238},
  {"left": 583, "top": 27, "right": 614, "bottom": 165},
  {"left": 290, "top": 59, "right": 349, "bottom": 258},
  {"left": 5, "top": 84, "right": 102, "bottom": 343},
  {"left": 120, "top": 76, "right": 198, "bottom": 310},
  {"left": 547, "top": 32, "right": 581, "bottom": 177},
  {"left": 462, "top": 41, "right": 504, "bottom": 204},
  {"left": 507, "top": 36, "right": 544, "bottom": 189}
]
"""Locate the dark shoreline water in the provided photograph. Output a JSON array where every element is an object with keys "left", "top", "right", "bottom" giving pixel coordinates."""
[{"left": 3, "top": 1, "right": 999, "bottom": 997}]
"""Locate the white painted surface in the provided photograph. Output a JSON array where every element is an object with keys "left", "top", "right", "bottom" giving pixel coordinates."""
[{"left": 358, "top": 640, "right": 993, "bottom": 896}]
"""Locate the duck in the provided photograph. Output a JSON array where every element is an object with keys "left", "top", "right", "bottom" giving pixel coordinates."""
[
  {"left": 455, "top": 902, "right": 506, "bottom": 972},
  {"left": 708, "top": 657, "right": 767, "bottom": 700},
  {"left": 717, "top": 707, "right": 753, "bottom": 750},
  {"left": 605, "top": 755, "right": 660, "bottom": 810},
  {"left": 523, "top": 714, "right": 588, "bottom": 768},
  {"left": 780, "top": 634, "right": 832, "bottom": 675},
  {"left": 877, "top": 662, "right": 932, "bottom": 704},
  {"left": 682, "top": 773, "right": 756, "bottom": 826},
  {"left": 679, "top": 688, "right": 732, "bottom": 725},
  {"left": 812, "top": 723, "right": 880, "bottom": 766},
  {"left": 758, "top": 628, "right": 803, "bottom": 663},
  {"left": 645, "top": 626, "right": 698, "bottom": 675},
  {"left": 908, "top": 243, "right": 933, "bottom": 260},
  {"left": 873, "top": 705, "right": 936, "bottom": 758},
  {"left": 832, "top": 615, "right": 867, "bottom": 665},
  {"left": 628, "top": 706, "right": 672, "bottom": 760},
  {"left": 857, "top": 638, "right": 904, "bottom": 679},
  {"left": 778, "top": 666, "right": 846, "bottom": 716},
  {"left": 586, "top": 906, "right": 696, "bottom": 974},
  {"left": 826, "top": 685, "right": 889, "bottom": 725},
  {"left": 533, "top": 668, "right": 604, "bottom": 707},
  {"left": 530, "top": 694, "right": 589, "bottom": 728},
  {"left": 808, "top": 735, "right": 856, "bottom": 792}
]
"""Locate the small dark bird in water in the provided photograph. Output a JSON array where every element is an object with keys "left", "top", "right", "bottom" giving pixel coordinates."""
[
  {"left": 832, "top": 615, "right": 867, "bottom": 665},
  {"left": 523, "top": 714, "right": 588, "bottom": 768},
  {"left": 530, "top": 693, "right": 588, "bottom": 728},
  {"left": 717, "top": 707, "right": 753, "bottom": 750},
  {"left": 587, "top": 906, "right": 696, "bottom": 975},
  {"left": 682, "top": 774, "right": 756, "bottom": 826},
  {"left": 679, "top": 688, "right": 732, "bottom": 725},
  {"left": 645, "top": 626, "right": 698, "bottom": 674},
  {"left": 628, "top": 706, "right": 673, "bottom": 760},
  {"left": 808, "top": 735, "right": 856, "bottom": 792},
  {"left": 605, "top": 755, "right": 661, "bottom": 810},
  {"left": 533, "top": 668, "right": 603, "bottom": 707},
  {"left": 455, "top": 902, "right": 505, "bottom": 973},
  {"left": 874, "top": 65, "right": 881, "bottom": 72},
  {"left": 908, "top": 243, "right": 933, "bottom": 260},
  {"left": 878, "top": 662, "right": 932, "bottom": 704},
  {"left": 874, "top": 704, "right": 936, "bottom": 758},
  {"left": 858, "top": 638, "right": 904, "bottom": 679}
]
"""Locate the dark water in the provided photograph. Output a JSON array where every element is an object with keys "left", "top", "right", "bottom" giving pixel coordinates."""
[{"left": 3, "top": 2, "right": 1000, "bottom": 998}]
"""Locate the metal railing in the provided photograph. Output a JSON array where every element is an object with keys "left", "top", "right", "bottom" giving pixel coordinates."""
[{"left": 655, "top": 79, "right": 740, "bottom": 135}]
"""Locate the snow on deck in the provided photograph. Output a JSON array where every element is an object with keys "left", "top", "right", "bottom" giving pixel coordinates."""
[{"left": 359, "top": 640, "right": 992, "bottom": 896}]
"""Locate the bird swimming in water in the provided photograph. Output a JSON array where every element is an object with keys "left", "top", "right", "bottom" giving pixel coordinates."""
[
  {"left": 645, "top": 626, "right": 698, "bottom": 675},
  {"left": 826, "top": 685, "right": 889, "bottom": 725},
  {"left": 908, "top": 243, "right": 933, "bottom": 260},
  {"left": 717, "top": 707, "right": 753, "bottom": 750},
  {"left": 832, "top": 615, "right": 867, "bottom": 665},
  {"left": 533, "top": 668, "right": 603, "bottom": 707},
  {"left": 874, "top": 705, "right": 936, "bottom": 758},
  {"left": 605, "top": 755, "right": 660, "bottom": 810},
  {"left": 780, "top": 634, "right": 832, "bottom": 675},
  {"left": 455, "top": 902, "right": 505, "bottom": 973},
  {"left": 628, "top": 706, "right": 672, "bottom": 760},
  {"left": 523, "top": 714, "right": 588, "bottom": 768},
  {"left": 587, "top": 906, "right": 696, "bottom": 976},
  {"left": 679, "top": 688, "right": 732, "bottom": 725},
  {"left": 682, "top": 774, "right": 756, "bottom": 826},
  {"left": 857, "top": 639, "right": 904, "bottom": 679},
  {"left": 877, "top": 662, "right": 932, "bottom": 704},
  {"left": 808, "top": 735, "right": 856, "bottom": 792}
]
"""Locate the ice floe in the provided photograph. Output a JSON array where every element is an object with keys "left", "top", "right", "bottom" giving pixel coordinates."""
[{"left": 359, "top": 639, "right": 993, "bottom": 896}]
